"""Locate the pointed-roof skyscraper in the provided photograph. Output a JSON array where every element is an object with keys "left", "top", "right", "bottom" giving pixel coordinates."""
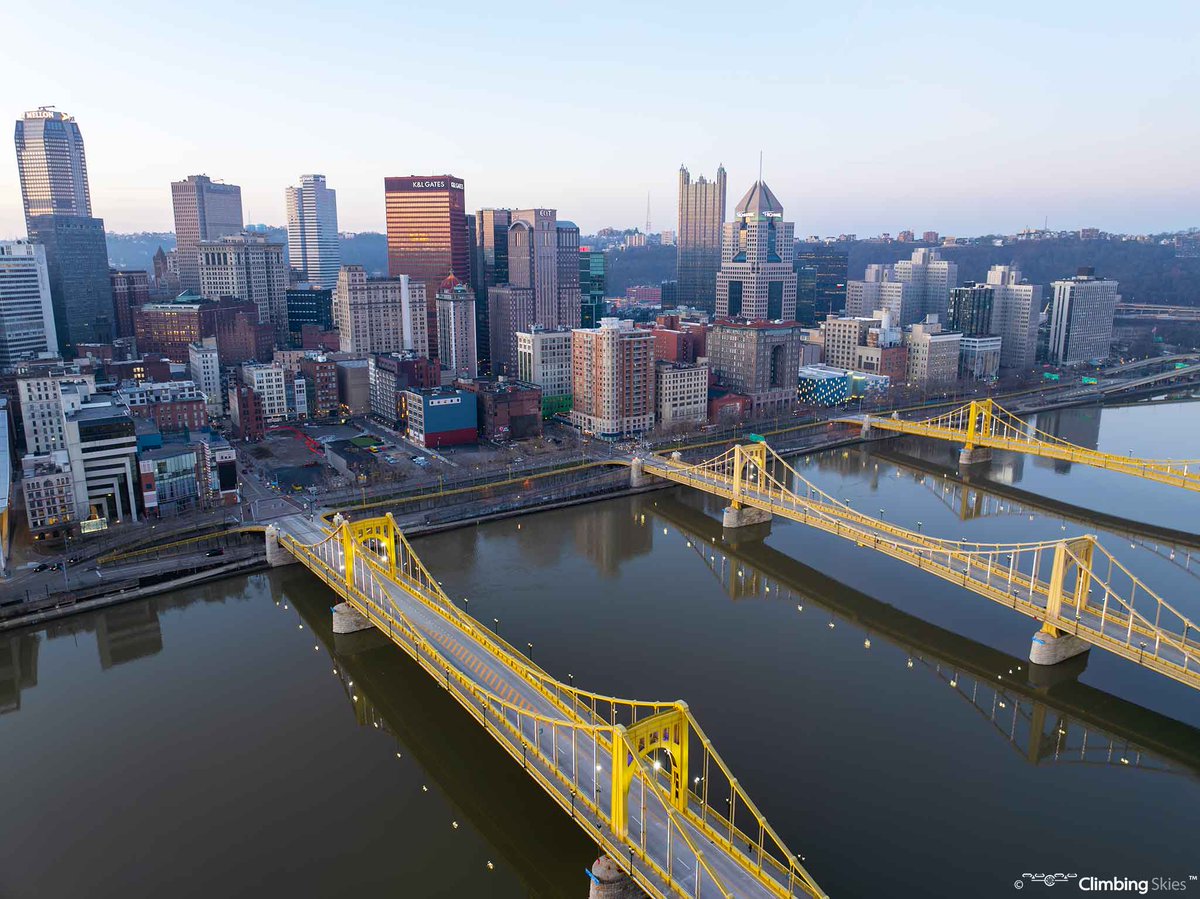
[
  {"left": 715, "top": 178, "right": 797, "bottom": 321},
  {"left": 676, "top": 164, "right": 726, "bottom": 313}
]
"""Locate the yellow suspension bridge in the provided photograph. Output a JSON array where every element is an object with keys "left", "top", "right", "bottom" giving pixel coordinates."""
[
  {"left": 848, "top": 399, "right": 1200, "bottom": 491},
  {"left": 637, "top": 442, "right": 1200, "bottom": 691},
  {"left": 271, "top": 511, "right": 827, "bottom": 899}
]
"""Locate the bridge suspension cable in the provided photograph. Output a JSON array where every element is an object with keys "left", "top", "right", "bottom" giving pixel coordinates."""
[
  {"left": 855, "top": 399, "right": 1200, "bottom": 491},
  {"left": 642, "top": 442, "right": 1200, "bottom": 692}
]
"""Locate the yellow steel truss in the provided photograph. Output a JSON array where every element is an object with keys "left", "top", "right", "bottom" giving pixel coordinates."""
[
  {"left": 642, "top": 443, "right": 1200, "bottom": 692},
  {"left": 861, "top": 399, "right": 1200, "bottom": 491},
  {"left": 279, "top": 512, "right": 827, "bottom": 899}
]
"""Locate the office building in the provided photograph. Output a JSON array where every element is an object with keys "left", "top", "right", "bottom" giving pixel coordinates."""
[
  {"left": 707, "top": 320, "right": 804, "bottom": 414},
  {"left": 819, "top": 310, "right": 907, "bottom": 383},
  {"left": 715, "top": 181, "right": 797, "bottom": 321},
  {"left": 117, "top": 380, "right": 208, "bottom": 432},
  {"left": 471, "top": 208, "right": 512, "bottom": 371},
  {"left": 63, "top": 396, "right": 140, "bottom": 525},
  {"left": 15, "top": 108, "right": 91, "bottom": 231},
  {"left": 196, "top": 432, "right": 239, "bottom": 507},
  {"left": 134, "top": 300, "right": 207, "bottom": 363},
  {"left": 139, "top": 445, "right": 200, "bottom": 516},
  {"left": 845, "top": 264, "right": 914, "bottom": 323},
  {"left": 285, "top": 175, "right": 341, "bottom": 289},
  {"left": 0, "top": 241, "right": 58, "bottom": 368},
  {"left": 947, "top": 283, "right": 994, "bottom": 335},
  {"left": 516, "top": 327, "right": 573, "bottom": 417},
  {"left": 655, "top": 361, "right": 709, "bottom": 426},
  {"left": 171, "top": 175, "right": 244, "bottom": 292},
  {"left": 336, "top": 359, "right": 370, "bottom": 415},
  {"left": 506, "top": 208, "right": 581, "bottom": 328},
  {"left": 334, "top": 266, "right": 427, "bottom": 356},
  {"left": 1048, "top": 269, "right": 1120, "bottom": 365},
  {"left": 229, "top": 384, "right": 264, "bottom": 440},
  {"left": 198, "top": 233, "right": 290, "bottom": 343},
  {"left": 959, "top": 335, "right": 1002, "bottom": 381},
  {"left": 794, "top": 245, "right": 849, "bottom": 320},
  {"left": 905, "top": 319, "right": 961, "bottom": 385},
  {"left": 26, "top": 214, "right": 114, "bottom": 350},
  {"left": 368, "top": 353, "right": 440, "bottom": 427},
  {"left": 403, "top": 386, "right": 477, "bottom": 448},
  {"left": 435, "top": 275, "right": 478, "bottom": 378},
  {"left": 109, "top": 269, "right": 150, "bottom": 339},
  {"left": 893, "top": 248, "right": 958, "bottom": 323},
  {"left": 986, "top": 265, "right": 1042, "bottom": 371},
  {"left": 384, "top": 175, "right": 470, "bottom": 360},
  {"left": 570, "top": 318, "right": 655, "bottom": 439},
  {"left": 17, "top": 366, "right": 96, "bottom": 455},
  {"left": 299, "top": 355, "right": 338, "bottom": 419},
  {"left": 677, "top": 165, "right": 727, "bottom": 312},
  {"left": 487, "top": 286, "right": 535, "bottom": 376},
  {"left": 188, "top": 339, "right": 223, "bottom": 417},
  {"left": 241, "top": 363, "right": 289, "bottom": 421},
  {"left": 579, "top": 248, "right": 606, "bottom": 328},
  {"left": 285, "top": 287, "right": 333, "bottom": 347}
]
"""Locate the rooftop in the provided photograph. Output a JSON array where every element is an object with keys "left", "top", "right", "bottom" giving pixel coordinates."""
[{"left": 734, "top": 180, "right": 784, "bottom": 220}]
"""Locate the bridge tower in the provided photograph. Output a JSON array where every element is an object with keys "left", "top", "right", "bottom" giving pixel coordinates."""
[
  {"left": 723, "top": 443, "right": 773, "bottom": 528},
  {"left": 959, "top": 400, "right": 994, "bottom": 467},
  {"left": 610, "top": 703, "right": 690, "bottom": 839},
  {"left": 1029, "top": 536, "right": 1094, "bottom": 666}
]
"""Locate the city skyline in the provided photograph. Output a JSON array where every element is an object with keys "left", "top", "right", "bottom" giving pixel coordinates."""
[{"left": 2, "top": 2, "right": 1198, "bottom": 239}]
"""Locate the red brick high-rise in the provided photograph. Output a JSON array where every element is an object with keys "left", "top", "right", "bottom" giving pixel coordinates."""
[{"left": 384, "top": 175, "right": 470, "bottom": 361}]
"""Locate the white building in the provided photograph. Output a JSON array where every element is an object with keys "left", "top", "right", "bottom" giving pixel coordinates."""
[
  {"left": 0, "top": 241, "right": 58, "bottom": 368},
  {"left": 516, "top": 327, "right": 573, "bottom": 416},
  {"left": 188, "top": 338, "right": 222, "bottom": 416},
  {"left": 959, "top": 335, "right": 1002, "bottom": 381},
  {"left": 714, "top": 180, "right": 797, "bottom": 321},
  {"left": 906, "top": 319, "right": 962, "bottom": 386},
  {"left": 241, "top": 363, "right": 289, "bottom": 421},
  {"left": 985, "top": 265, "right": 1043, "bottom": 371},
  {"left": 18, "top": 367, "right": 95, "bottom": 455},
  {"left": 845, "top": 264, "right": 915, "bottom": 323},
  {"left": 570, "top": 318, "right": 655, "bottom": 439},
  {"left": 335, "top": 266, "right": 427, "bottom": 356},
  {"left": 285, "top": 174, "right": 341, "bottom": 289},
  {"left": 198, "top": 233, "right": 290, "bottom": 343},
  {"left": 435, "top": 276, "right": 478, "bottom": 379},
  {"left": 63, "top": 396, "right": 140, "bottom": 525},
  {"left": 893, "top": 248, "right": 958, "bottom": 324},
  {"left": 1048, "top": 270, "right": 1120, "bottom": 365},
  {"left": 655, "top": 361, "right": 708, "bottom": 426}
]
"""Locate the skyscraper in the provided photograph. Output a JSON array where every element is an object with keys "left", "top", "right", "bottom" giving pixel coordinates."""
[
  {"left": 14, "top": 108, "right": 91, "bottom": 232},
  {"left": 570, "top": 318, "right": 656, "bottom": 439},
  {"left": 0, "top": 241, "right": 58, "bottom": 368},
  {"left": 715, "top": 180, "right": 797, "bottom": 321},
  {"left": 986, "top": 265, "right": 1042, "bottom": 371},
  {"left": 793, "top": 244, "right": 848, "bottom": 319},
  {"left": 285, "top": 175, "right": 341, "bottom": 289},
  {"left": 171, "top": 175, "right": 244, "bottom": 292},
  {"left": 384, "top": 175, "right": 470, "bottom": 361},
  {"left": 335, "top": 266, "right": 427, "bottom": 356},
  {"left": 471, "top": 208, "right": 512, "bottom": 371},
  {"left": 436, "top": 275, "right": 478, "bottom": 378},
  {"left": 1048, "top": 269, "right": 1119, "bottom": 364},
  {"left": 677, "top": 165, "right": 726, "bottom": 312},
  {"left": 947, "top": 283, "right": 994, "bottom": 335},
  {"left": 197, "top": 233, "right": 289, "bottom": 343},
  {"left": 26, "top": 215, "right": 114, "bottom": 350},
  {"left": 579, "top": 248, "right": 606, "bottom": 328},
  {"left": 893, "top": 248, "right": 958, "bottom": 323}
]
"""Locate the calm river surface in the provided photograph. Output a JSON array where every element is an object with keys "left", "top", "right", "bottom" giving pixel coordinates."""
[{"left": 2, "top": 401, "right": 1199, "bottom": 899}]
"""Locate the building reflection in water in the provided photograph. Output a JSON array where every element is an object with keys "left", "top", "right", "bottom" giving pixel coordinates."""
[
  {"left": 96, "top": 600, "right": 164, "bottom": 670},
  {"left": 0, "top": 633, "right": 40, "bottom": 714},
  {"left": 572, "top": 499, "right": 654, "bottom": 578},
  {"left": 644, "top": 492, "right": 1200, "bottom": 780}
]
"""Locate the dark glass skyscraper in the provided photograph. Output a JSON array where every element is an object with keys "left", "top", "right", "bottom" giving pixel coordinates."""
[
  {"left": 385, "top": 175, "right": 470, "bottom": 361},
  {"left": 471, "top": 208, "right": 512, "bottom": 372},
  {"left": 948, "top": 283, "right": 995, "bottom": 336},
  {"left": 793, "top": 244, "right": 849, "bottom": 319},
  {"left": 15, "top": 108, "right": 91, "bottom": 233},
  {"left": 27, "top": 215, "right": 114, "bottom": 351},
  {"left": 579, "top": 248, "right": 606, "bottom": 328},
  {"left": 285, "top": 287, "right": 334, "bottom": 347}
]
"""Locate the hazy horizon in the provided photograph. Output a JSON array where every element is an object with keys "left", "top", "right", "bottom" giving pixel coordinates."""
[{"left": 3, "top": 1, "right": 1197, "bottom": 241}]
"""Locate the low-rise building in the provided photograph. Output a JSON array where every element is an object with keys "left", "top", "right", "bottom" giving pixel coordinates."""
[
  {"left": 241, "top": 364, "right": 289, "bottom": 421},
  {"left": 195, "top": 432, "right": 239, "bottom": 505},
  {"left": 905, "top": 319, "right": 962, "bottom": 386},
  {"left": 336, "top": 359, "right": 370, "bottom": 416},
  {"left": 117, "top": 380, "right": 208, "bottom": 433},
  {"left": 21, "top": 450, "right": 75, "bottom": 539},
  {"left": 959, "top": 335, "right": 1002, "bottom": 381},
  {"left": 229, "top": 384, "right": 265, "bottom": 440},
  {"left": 138, "top": 445, "right": 200, "bottom": 516},
  {"left": 516, "top": 327, "right": 573, "bottom": 417},
  {"left": 403, "top": 386, "right": 478, "bottom": 448},
  {"left": 368, "top": 352, "right": 439, "bottom": 428},
  {"left": 299, "top": 355, "right": 338, "bottom": 419},
  {"left": 655, "top": 361, "right": 708, "bottom": 426},
  {"left": 188, "top": 339, "right": 223, "bottom": 417},
  {"left": 459, "top": 377, "right": 542, "bottom": 441}
]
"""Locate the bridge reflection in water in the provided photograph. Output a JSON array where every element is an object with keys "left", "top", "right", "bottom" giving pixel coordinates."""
[{"left": 648, "top": 492, "right": 1200, "bottom": 781}]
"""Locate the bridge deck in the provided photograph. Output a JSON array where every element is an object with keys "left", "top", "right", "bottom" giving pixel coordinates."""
[{"left": 278, "top": 514, "right": 807, "bottom": 899}]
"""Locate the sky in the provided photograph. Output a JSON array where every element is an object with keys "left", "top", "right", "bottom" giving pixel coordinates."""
[{"left": 2, "top": 0, "right": 1198, "bottom": 240}]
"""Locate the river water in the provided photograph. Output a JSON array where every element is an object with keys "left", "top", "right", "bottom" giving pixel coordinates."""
[{"left": 2, "top": 401, "right": 1199, "bottom": 899}]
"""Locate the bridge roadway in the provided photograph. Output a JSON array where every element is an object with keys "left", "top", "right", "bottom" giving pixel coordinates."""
[
  {"left": 276, "top": 513, "right": 815, "bottom": 899},
  {"left": 640, "top": 450, "right": 1200, "bottom": 692}
]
